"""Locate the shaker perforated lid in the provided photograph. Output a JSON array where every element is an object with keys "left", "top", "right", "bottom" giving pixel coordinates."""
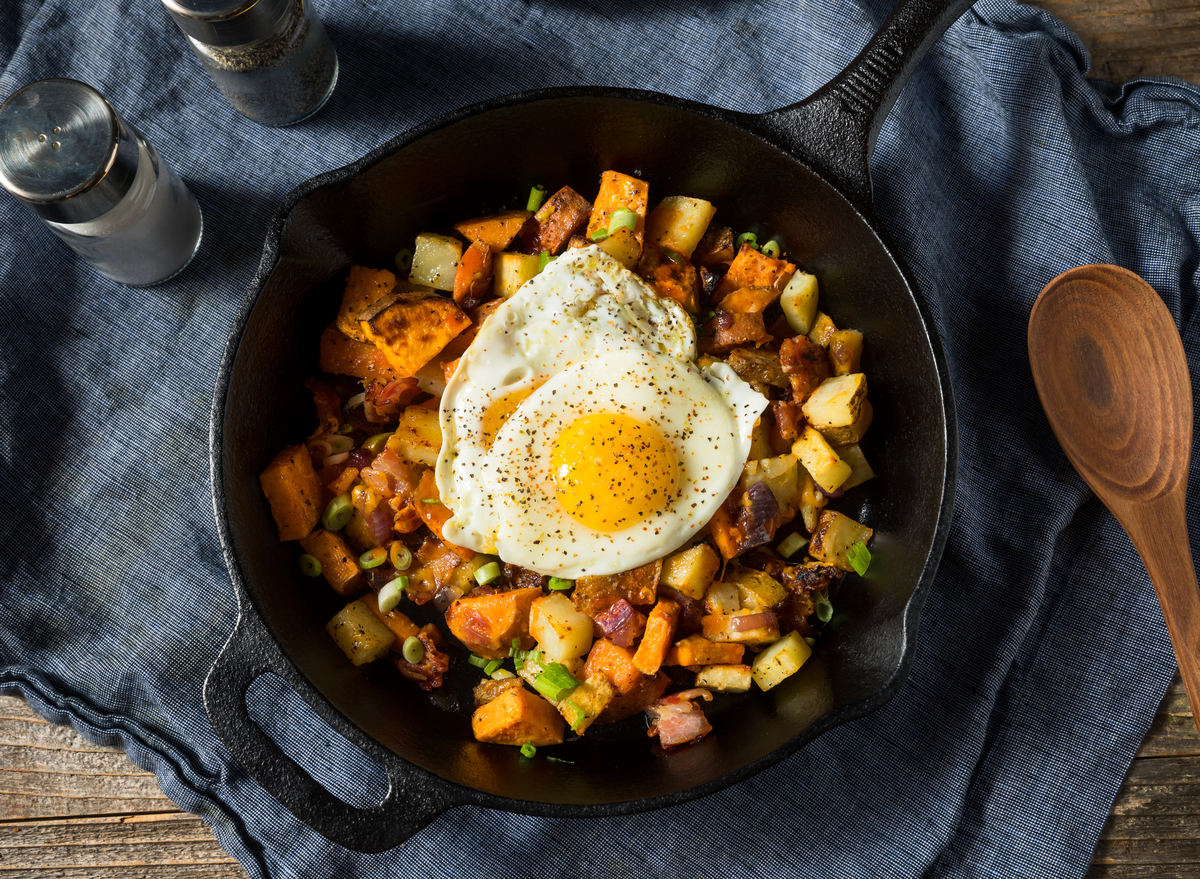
[
  {"left": 160, "top": 0, "right": 293, "bottom": 47},
  {"left": 0, "top": 79, "right": 140, "bottom": 224}
]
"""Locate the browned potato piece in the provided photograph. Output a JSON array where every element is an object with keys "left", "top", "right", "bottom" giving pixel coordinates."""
[
  {"left": 573, "top": 559, "right": 662, "bottom": 615},
  {"left": 809, "top": 510, "right": 874, "bottom": 573},
  {"left": 444, "top": 587, "right": 542, "bottom": 659},
  {"left": 699, "top": 311, "right": 774, "bottom": 354},
  {"left": 471, "top": 685, "right": 565, "bottom": 746},
  {"left": 829, "top": 329, "right": 864, "bottom": 375},
  {"left": 453, "top": 209, "right": 533, "bottom": 251},
  {"left": 259, "top": 443, "right": 322, "bottom": 541},
  {"left": 780, "top": 334, "right": 832, "bottom": 403},
  {"left": 473, "top": 675, "right": 523, "bottom": 708},
  {"left": 595, "top": 672, "right": 670, "bottom": 723},
  {"left": 727, "top": 347, "right": 789, "bottom": 389},
  {"left": 326, "top": 599, "right": 395, "bottom": 666},
  {"left": 359, "top": 292, "right": 470, "bottom": 378},
  {"left": 299, "top": 529, "right": 365, "bottom": 596},
  {"left": 336, "top": 266, "right": 395, "bottom": 342},
  {"left": 521, "top": 186, "right": 592, "bottom": 254}
]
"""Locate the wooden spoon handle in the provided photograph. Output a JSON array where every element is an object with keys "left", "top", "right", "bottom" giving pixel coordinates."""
[{"left": 1121, "top": 484, "right": 1200, "bottom": 711}]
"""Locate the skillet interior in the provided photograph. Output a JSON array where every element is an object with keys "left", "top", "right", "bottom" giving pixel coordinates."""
[{"left": 217, "top": 92, "right": 950, "bottom": 806}]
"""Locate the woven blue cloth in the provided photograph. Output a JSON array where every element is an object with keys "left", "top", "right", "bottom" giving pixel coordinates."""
[{"left": 2, "top": 0, "right": 1197, "bottom": 875}]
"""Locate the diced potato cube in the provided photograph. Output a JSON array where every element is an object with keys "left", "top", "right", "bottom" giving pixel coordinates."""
[
  {"left": 587, "top": 170, "right": 649, "bottom": 268},
  {"left": 724, "top": 608, "right": 780, "bottom": 645},
  {"left": 829, "top": 329, "right": 863, "bottom": 375},
  {"left": 665, "top": 634, "right": 745, "bottom": 666},
  {"left": 409, "top": 233, "right": 463, "bottom": 292},
  {"left": 644, "top": 195, "right": 716, "bottom": 258},
  {"left": 658, "top": 544, "right": 721, "bottom": 600},
  {"left": 793, "top": 427, "right": 852, "bottom": 494},
  {"left": 530, "top": 593, "right": 594, "bottom": 663},
  {"left": 493, "top": 252, "right": 542, "bottom": 298},
  {"left": 326, "top": 598, "right": 396, "bottom": 665},
  {"left": 259, "top": 443, "right": 322, "bottom": 541},
  {"left": 704, "top": 579, "right": 740, "bottom": 616},
  {"left": 445, "top": 587, "right": 542, "bottom": 659},
  {"left": 696, "top": 664, "right": 753, "bottom": 693},
  {"left": 727, "top": 347, "right": 789, "bottom": 389},
  {"left": 802, "top": 374, "right": 868, "bottom": 430},
  {"left": 749, "top": 417, "right": 773, "bottom": 460},
  {"left": 780, "top": 271, "right": 819, "bottom": 335},
  {"left": 445, "top": 554, "right": 492, "bottom": 595},
  {"left": 808, "top": 312, "right": 838, "bottom": 348},
  {"left": 386, "top": 405, "right": 442, "bottom": 467},
  {"left": 819, "top": 400, "right": 873, "bottom": 446},
  {"left": 809, "top": 510, "right": 874, "bottom": 573},
  {"left": 752, "top": 631, "right": 812, "bottom": 691},
  {"left": 557, "top": 673, "right": 614, "bottom": 734},
  {"left": 727, "top": 568, "right": 788, "bottom": 611},
  {"left": 471, "top": 685, "right": 565, "bottom": 746},
  {"left": 741, "top": 454, "right": 801, "bottom": 519},
  {"left": 835, "top": 443, "right": 876, "bottom": 490},
  {"left": 299, "top": 529, "right": 365, "bottom": 596}
]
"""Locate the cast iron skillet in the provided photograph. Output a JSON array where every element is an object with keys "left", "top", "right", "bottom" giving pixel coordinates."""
[{"left": 208, "top": 0, "right": 966, "bottom": 853}]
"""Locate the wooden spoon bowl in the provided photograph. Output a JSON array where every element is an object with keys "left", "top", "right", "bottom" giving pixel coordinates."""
[{"left": 1029, "top": 264, "right": 1200, "bottom": 706}]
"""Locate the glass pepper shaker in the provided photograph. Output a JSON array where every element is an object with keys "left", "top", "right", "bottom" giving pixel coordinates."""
[
  {"left": 0, "top": 79, "right": 204, "bottom": 287},
  {"left": 162, "top": 0, "right": 338, "bottom": 127}
]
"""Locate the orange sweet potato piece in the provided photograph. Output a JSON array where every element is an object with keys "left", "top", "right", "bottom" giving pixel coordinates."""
[
  {"left": 586, "top": 171, "right": 649, "bottom": 267},
  {"left": 635, "top": 245, "right": 700, "bottom": 312},
  {"left": 521, "top": 186, "right": 593, "bottom": 255},
  {"left": 665, "top": 634, "right": 745, "bottom": 666},
  {"left": 471, "top": 684, "right": 565, "bottom": 746},
  {"left": 323, "top": 465, "right": 359, "bottom": 499},
  {"left": 359, "top": 292, "right": 470, "bottom": 378},
  {"left": 390, "top": 498, "right": 423, "bottom": 534},
  {"left": 712, "top": 243, "right": 795, "bottom": 305},
  {"left": 336, "top": 266, "right": 396, "bottom": 342},
  {"left": 718, "top": 286, "right": 781, "bottom": 314},
  {"left": 452, "top": 241, "right": 493, "bottom": 310},
  {"left": 698, "top": 310, "right": 773, "bottom": 354},
  {"left": 362, "top": 591, "right": 422, "bottom": 643},
  {"left": 298, "top": 529, "right": 365, "bottom": 596},
  {"left": 595, "top": 672, "right": 670, "bottom": 724},
  {"left": 318, "top": 326, "right": 400, "bottom": 384},
  {"left": 259, "top": 443, "right": 323, "bottom": 541},
  {"left": 453, "top": 209, "right": 533, "bottom": 252},
  {"left": 583, "top": 638, "right": 643, "bottom": 695},
  {"left": 573, "top": 559, "right": 662, "bottom": 616},
  {"left": 445, "top": 587, "right": 542, "bottom": 659},
  {"left": 411, "top": 470, "right": 474, "bottom": 561},
  {"left": 632, "top": 599, "right": 680, "bottom": 675}
]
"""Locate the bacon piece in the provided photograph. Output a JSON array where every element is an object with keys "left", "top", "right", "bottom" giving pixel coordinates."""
[
  {"left": 699, "top": 310, "right": 773, "bottom": 354},
  {"left": 395, "top": 626, "right": 449, "bottom": 691},
  {"left": 655, "top": 585, "right": 703, "bottom": 639},
  {"left": 502, "top": 563, "right": 547, "bottom": 593},
  {"left": 780, "top": 334, "right": 831, "bottom": 403},
  {"left": 646, "top": 688, "right": 714, "bottom": 748},
  {"left": 305, "top": 378, "right": 342, "bottom": 435}
]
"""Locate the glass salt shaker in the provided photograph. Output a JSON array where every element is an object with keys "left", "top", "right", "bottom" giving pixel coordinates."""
[
  {"left": 0, "top": 79, "right": 204, "bottom": 287},
  {"left": 162, "top": 0, "right": 338, "bottom": 127}
]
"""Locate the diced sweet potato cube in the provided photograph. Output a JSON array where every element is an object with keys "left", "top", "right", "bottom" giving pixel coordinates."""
[
  {"left": 259, "top": 444, "right": 323, "bottom": 541},
  {"left": 573, "top": 559, "right": 661, "bottom": 616},
  {"left": 586, "top": 171, "right": 649, "bottom": 268},
  {"left": 780, "top": 334, "right": 832, "bottom": 403},
  {"left": 595, "top": 671, "right": 670, "bottom": 724},
  {"left": 318, "top": 325, "right": 400, "bottom": 384},
  {"left": 521, "top": 186, "right": 592, "bottom": 255},
  {"left": 445, "top": 587, "right": 542, "bottom": 659},
  {"left": 635, "top": 245, "right": 700, "bottom": 312},
  {"left": 665, "top": 634, "right": 745, "bottom": 667},
  {"left": 707, "top": 495, "right": 742, "bottom": 561},
  {"left": 471, "top": 684, "right": 565, "bottom": 746},
  {"left": 699, "top": 310, "right": 773, "bottom": 354},
  {"left": 583, "top": 638, "right": 644, "bottom": 695},
  {"left": 713, "top": 243, "right": 796, "bottom": 303},
  {"left": 453, "top": 209, "right": 533, "bottom": 251},
  {"left": 718, "top": 286, "right": 781, "bottom": 314},
  {"left": 336, "top": 266, "right": 396, "bottom": 342},
  {"left": 632, "top": 599, "right": 680, "bottom": 675},
  {"left": 361, "top": 591, "right": 421, "bottom": 643},
  {"left": 299, "top": 529, "right": 365, "bottom": 596},
  {"left": 359, "top": 292, "right": 470, "bottom": 378}
]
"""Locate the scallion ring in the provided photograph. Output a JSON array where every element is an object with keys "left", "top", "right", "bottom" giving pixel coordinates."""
[
  {"left": 336, "top": 422, "right": 355, "bottom": 436},
  {"left": 298, "top": 554, "right": 322, "bottom": 577},
  {"left": 402, "top": 636, "right": 425, "bottom": 665},
  {"left": 468, "top": 654, "right": 489, "bottom": 668},
  {"left": 538, "top": 250, "right": 552, "bottom": 272},
  {"left": 520, "top": 743, "right": 537, "bottom": 759},
  {"left": 484, "top": 658, "right": 502, "bottom": 676},
  {"left": 815, "top": 599, "right": 834, "bottom": 624},
  {"left": 359, "top": 547, "right": 387, "bottom": 569},
  {"left": 736, "top": 231, "right": 759, "bottom": 250},
  {"left": 548, "top": 577, "right": 573, "bottom": 591},
  {"left": 377, "top": 575, "right": 408, "bottom": 613},
  {"left": 475, "top": 561, "right": 502, "bottom": 586},
  {"left": 607, "top": 208, "right": 638, "bottom": 234},
  {"left": 394, "top": 248, "right": 414, "bottom": 274},
  {"left": 320, "top": 493, "right": 353, "bottom": 532},
  {"left": 777, "top": 532, "right": 807, "bottom": 559},
  {"left": 588, "top": 226, "right": 610, "bottom": 242},
  {"left": 526, "top": 184, "right": 547, "bottom": 212},
  {"left": 389, "top": 542, "right": 412, "bottom": 572},
  {"left": 362, "top": 432, "right": 391, "bottom": 455},
  {"left": 761, "top": 239, "right": 782, "bottom": 258}
]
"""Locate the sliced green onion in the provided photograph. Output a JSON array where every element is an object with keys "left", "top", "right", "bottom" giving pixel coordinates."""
[
  {"left": 475, "top": 561, "right": 502, "bottom": 586},
  {"left": 761, "top": 239, "right": 782, "bottom": 259},
  {"left": 533, "top": 662, "right": 580, "bottom": 702},
  {"left": 327, "top": 434, "right": 355, "bottom": 454},
  {"left": 607, "top": 208, "right": 638, "bottom": 234},
  {"left": 846, "top": 540, "right": 872, "bottom": 577},
  {"left": 336, "top": 423, "right": 355, "bottom": 436},
  {"left": 588, "top": 226, "right": 610, "bottom": 242},
  {"left": 526, "top": 185, "right": 547, "bottom": 212},
  {"left": 320, "top": 493, "right": 353, "bottom": 531},
  {"left": 298, "top": 554, "right": 322, "bottom": 577},
  {"left": 378, "top": 576, "right": 408, "bottom": 612},
  {"left": 538, "top": 250, "right": 552, "bottom": 272},
  {"left": 359, "top": 547, "right": 387, "bottom": 569},
  {"left": 389, "top": 542, "right": 412, "bottom": 572},
  {"left": 402, "top": 636, "right": 425, "bottom": 664},
  {"left": 777, "top": 532, "right": 807, "bottom": 559},
  {"left": 484, "top": 658, "right": 503, "bottom": 676},
  {"left": 665, "top": 249, "right": 685, "bottom": 265},
  {"left": 548, "top": 577, "right": 573, "bottom": 591},
  {"left": 546, "top": 756, "right": 574, "bottom": 764},
  {"left": 562, "top": 699, "right": 586, "bottom": 731},
  {"left": 520, "top": 743, "right": 537, "bottom": 759},
  {"left": 815, "top": 599, "right": 834, "bottom": 624},
  {"left": 421, "top": 498, "right": 443, "bottom": 505},
  {"left": 803, "top": 636, "right": 817, "bottom": 647},
  {"left": 394, "top": 247, "right": 414, "bottom": 274},
  {"left": 362, "top": 432, "right": 391, "bottom": 455},
  {"left": 735, "top": 231, "right": 759, "bottom": 251},
  {"left": 468, "top": 654, "right": 489, "bottom": 668}
]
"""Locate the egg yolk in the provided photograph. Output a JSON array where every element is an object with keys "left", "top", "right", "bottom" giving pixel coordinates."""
[{"left": 550, "top": 413, "right": 678, "bottom": 532}]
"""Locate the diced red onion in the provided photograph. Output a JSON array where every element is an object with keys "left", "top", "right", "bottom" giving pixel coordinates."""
[
  {"left": 344, "top": 391, "right": 367, "bottom": 412},
  {"left": 730, "top": 611, "right": 777, "bottom": 633},
  {"left": 432, "top": 583, "right": 465, "bottom": 612},
  {"left": 347, "top": 449, "right": 373, "bottom": 469},
  {"left": 323, "top": 451, "right": 350, "bottom": 467},
  {"left": 815, "top": 483, "right": 845, "bottom": 500},
  {"left": 594, "top": 599, "right": 643, "bottom": 648},
  {"left": 366, "top": 504, "right": 392, "bottom": 546}
]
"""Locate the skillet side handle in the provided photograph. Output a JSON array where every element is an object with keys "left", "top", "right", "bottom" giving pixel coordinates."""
[
  {"left": 757, "top": 0, "right": 977, "bottom": 217},
  {"left": 203, "top": 611, "right": 459, "bottom": 853}
]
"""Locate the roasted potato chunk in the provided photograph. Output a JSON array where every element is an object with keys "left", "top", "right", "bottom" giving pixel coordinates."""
[
  {"left": 573, "top": 559, "right": 662, "bottom": 615},
  {"left": 779, "top": 334, "right": 832, "bottom": 403},
  {"left": 727, "top": 347, "right": 789, "bottom": 389}
]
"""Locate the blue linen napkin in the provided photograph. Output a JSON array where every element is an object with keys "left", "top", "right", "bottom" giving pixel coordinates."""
[{"left": 2, "top": 0, "right": 1197, "bottom": 875}]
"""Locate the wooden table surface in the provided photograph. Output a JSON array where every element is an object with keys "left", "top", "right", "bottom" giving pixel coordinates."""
[{"left": 5, "top": 2, "right": 1200, "bottom": 876}]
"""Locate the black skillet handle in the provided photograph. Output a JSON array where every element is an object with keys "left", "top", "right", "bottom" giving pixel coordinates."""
[
  {"left": 203, "top": 609, "right": 463, "bottom": 852},
  {"left": 755, "top": 0, "right": 978, "bottom": 218}
]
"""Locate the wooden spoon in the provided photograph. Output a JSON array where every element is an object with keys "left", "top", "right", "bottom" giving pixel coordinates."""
[{"left": 1029, "top": 264, "right": 1200, "bottom": 711}]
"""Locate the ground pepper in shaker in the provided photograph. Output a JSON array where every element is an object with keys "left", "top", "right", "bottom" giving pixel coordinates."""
[
  {"left": 0, "top": 79, "right": 204, "bottom": 287},
  {"left": 162, "top": 0, "right": 338, "bottom": 126}
]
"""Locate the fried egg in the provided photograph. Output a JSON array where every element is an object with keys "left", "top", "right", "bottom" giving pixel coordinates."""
[{"left": 435, "top": 245, "right": 767, "bottom": 577}]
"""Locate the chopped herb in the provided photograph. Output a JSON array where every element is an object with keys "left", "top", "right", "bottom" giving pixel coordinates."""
[
  {"left": 815, "top": 599, "right": 833, "bottom": 624},
  {"left": 520, "top": 743, "right": 537, "bottom": 759},
  {"left": 320, "top": 493, "right": 353, "bottom": 531},
  {"left": 847, "top": 541, "right": 872, "bottom": 577},
  {"left": 548, "top": 577, "right": 573, "bottom": 591},
  {"left": 377, "top": 576, "right": 408, "bottom": 612},
  {"left": 538, "top": 250, "right": 552, "bottom": 272},
  {"left": 394, "top": 248, "right": 413, "bottom": 274},
  {"left": 468, "top": 654, "right": 489, "bottom": 668},
  {"left": 402, "top": 636, "right": 424, "bottom": 664},
  {"left": 359, "top": 547, "right": 387, "bottom": 569},
  {"left": 588, "top": 226, "right": 610, "bottom": 242},
  {"left": 362, "top": 432, "right": 391, "bottom": 455},
  {"left": 421, "top": 498, "right": 443, "bottom": 505},
  {"left": 484, "top": 658, "right": 503, "bottom": 676},
  {"left": 665, "top": 249, "right": 685, "bottom": 265},
  {"left": 761, "top": 239, "right": 782, "bottom": 258},
  {"left": 336, "top": 423, "right": 355, "bottom": 435},
  {"left": 298, "top": 554, "right": 322, "bottom": 577},
  {"left": 562, "top": 700, "right": 586, "bottom": 731},
  {"left": 533, "top": 662, "right": 580, "bottom": 701},
  {"left": 735, "top": 231, "right": 759, "bottom": 251},
  {"left": 475, "top": 561, "right": 502, "bottom": 585},
  {"left": 526, "top": 185, "right": 547, "bottom": 212},
  {"left": 607, "top": 207, "right": 638, "bottom": 234},
  {"left": 389, "top": 542, "right": 412, "bottom": 572},
  {"left": 777, "top": 532, "right": 807, "bottom": 559},
  {"left": 546, "top": 756, "right": 575, "bottom": 764}
]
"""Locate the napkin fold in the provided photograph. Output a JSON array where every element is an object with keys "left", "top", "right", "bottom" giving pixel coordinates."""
[{"left": 3, "top": 1, "right": 1199, "bottom": 876}]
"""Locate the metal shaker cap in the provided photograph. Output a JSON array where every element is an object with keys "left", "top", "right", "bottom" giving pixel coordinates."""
[
  {"left": 160, "top": 0, "right": 293, "bottom": 48},
  {"left": 0, "top": 79, "right": 140, "bottom": 225}
]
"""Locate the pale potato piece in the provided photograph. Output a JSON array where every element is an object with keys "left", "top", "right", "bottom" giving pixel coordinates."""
[
  {"left": 752, "top": 631, "right": 812, "bottom": 691},
  {"left": 835, "top": 443, "right": 876, "bottom": 490},
  {"left": 809, "top": 510, "right": 874, "bottom": 573},
  {"left": 644, "top": 195, "right": 716, "bottom": 258},
  {"left": 386, "top": 405, "right": 442, "bottom": 468},
  {"left": 741, "top": 454, "right": 800, "bottom": 519},
  {"left": 409, "top": 233, "right": 463, "bottom": 292},
  {"left": 780, "top": 271, "right": 819, "bottom": 335},
  {"left": 326, "top": 599, "right": 396, "bottom": 666},
  {"left": 793, "top": 426, "right": 852, "bottom": 493},
  {"left": 724, "top": 608, "right": 780, "bottom": 645},
  {"left": 802, "top": 374, "right": 868, "bottom": 430},
  {"left": 493, "top": 252, "right": 542, "bottom": 298},
  {"left": 696, "top": 664, "right": 753, "bottom": 693},
  {"left": 727, "top": 568, "right": 788, "bottom": 611},
  {"left": 820, "top": 400, "right": 873, "bottom": 446},
  {"left": 828, "top": 329, "right": 863, "bottom": 376},
  {"left": 529, "top": 593, "right": 594, "bottom": 662},
  {"left": 704, "top": 579, "right": 740, "bottom": 616},
  {"left": 808, "top": 311, "right": 838, "bottom": 348},
  {"left": 659, "top": 544, "right": 721, "bottom": 600}
]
